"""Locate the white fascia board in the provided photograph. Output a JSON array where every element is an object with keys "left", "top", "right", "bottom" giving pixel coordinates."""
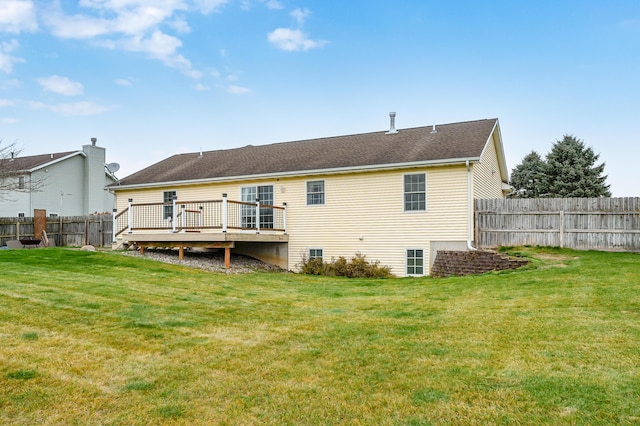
[
  {"left": 112, "top": 157, "right": 481, "bottom": 191},
  {"left": 29, "top": 151, "right": 86, "bottom": 173}
]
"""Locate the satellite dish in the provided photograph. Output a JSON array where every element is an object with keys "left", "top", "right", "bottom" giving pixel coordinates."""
[{"left": 107, "top": 162, "right": 120, "bottom": 173}]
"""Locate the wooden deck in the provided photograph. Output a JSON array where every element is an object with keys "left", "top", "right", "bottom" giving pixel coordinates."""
[
  {"left": 121, "top": 231, "right": 289, "bottom": 269},
  {"left": 113, "top": 196, "right": 289, "bottom": 269}
]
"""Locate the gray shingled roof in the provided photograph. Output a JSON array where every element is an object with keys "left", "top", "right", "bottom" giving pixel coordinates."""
[
  {"left": 117, "top": 118, "right": 498, "bottom": 187},
  {"left": 1, "top": 151, "right": 78, "bottom": 173}
]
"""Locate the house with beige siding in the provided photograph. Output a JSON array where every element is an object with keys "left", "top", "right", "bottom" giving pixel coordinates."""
[{"left": 110, "top": 115, "right": 510, "bottom": 277}]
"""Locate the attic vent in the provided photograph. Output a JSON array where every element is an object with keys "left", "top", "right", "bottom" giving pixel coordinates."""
[{"left": 386, "top": 112, "right": 398, "bottom": 135}]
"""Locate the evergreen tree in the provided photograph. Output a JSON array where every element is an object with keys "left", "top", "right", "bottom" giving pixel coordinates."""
[
  {"left": 508, "top": 135, "right": 611, "bottom": 198},
  {"left": 543, "top": 135, "right": 611, "bottom": 197},
  {"left": 509, "top": 150, "right": 545, "bottom": 198}
]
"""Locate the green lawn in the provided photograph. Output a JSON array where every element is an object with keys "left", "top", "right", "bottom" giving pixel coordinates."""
[{"left": 1, "top": 247, "right": 639, "bottom": 425}]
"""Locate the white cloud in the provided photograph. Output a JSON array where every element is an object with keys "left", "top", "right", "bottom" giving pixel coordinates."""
[
  {"left": 30, "top": 100, "right": 115, "bottom": 116},
  {"left": 193, "top": 0, "right": 228, "bottom": 14},
  {"left": 37, "top": 75, "right": 84, "bottom": 96},
  {"left": 115, "top": 78, "right": 132, "bottom": 86},
  {"left": 290, "top": 8, "right": 310, "bottom": 26},
  {"left": 0, "top": 117, "right": 18, "bottom": 125},
  {"left": 267, "top": 28, "right": 326, "bottom": 51},
  {"left": 0, "top": 39, "right": 25, "bottom": 73},
  {"left": 194, "top": 82, "right": 209, "bottom": 91},
  {"left": 43, "top": 1, "right": 206, "bottom": 82},
  {"left": 170, "top": 16, "right": 191, "bottom": 33},
  {"left": 619, "top": 19, "right": 640, "bottom": 31},
  {"left": 0, "top": 99, "right": 14, "bottom": 107},
  {"left": 262, "top": 0, "right": 283, "bottom": 10},
  {"left": 0, "top": 0, "right": 38, "bottom": 33},
  {"left": 0, "top": 78, "right": 21, "bottom": 89},
  {"left": 227, "top": 85, "right": 250, "bottom": 95}
]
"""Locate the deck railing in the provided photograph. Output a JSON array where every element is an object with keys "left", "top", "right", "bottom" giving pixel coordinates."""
[{"left": 113, "top": 193, "right": 286, "bottom": 241}]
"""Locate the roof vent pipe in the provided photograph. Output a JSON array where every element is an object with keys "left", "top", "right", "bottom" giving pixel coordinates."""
[
  {"left": 91, "top": 137, "right": 97, "bottom": 146},
  {"left": 386, "top": 112, "right": 398, "bottom": 134},
  {"left": 431, "top": 123, "right": 437, "bottom": 134}
]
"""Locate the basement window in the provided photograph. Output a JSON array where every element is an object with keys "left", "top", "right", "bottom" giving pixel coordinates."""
[
  {"left": 17, "top": 212, "right": 25, "bottom": 218},
  {"left": 406, "top": 249, "right": 425, "bottom": 276},
  {"left": 309, "top": 248, "right": 324, "bottom": 262}
]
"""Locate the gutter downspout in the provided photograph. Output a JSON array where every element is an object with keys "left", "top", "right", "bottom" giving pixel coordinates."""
[{"left": 466, "top": 160, "right": 477, "bottom": 251}]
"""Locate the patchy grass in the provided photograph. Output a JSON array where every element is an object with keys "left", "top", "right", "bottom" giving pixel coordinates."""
[{"left": 1, "top": 247, "right": 639, "bottom": 424}]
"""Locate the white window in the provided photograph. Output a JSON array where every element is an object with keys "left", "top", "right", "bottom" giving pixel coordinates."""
[
  {"left": 406, "top": 249, "right": 425, "bottom": 276},
  {"left": 18, "top": 176, "right": 25, "bottom": 190},
  {"left": 241, "top": 185, "right": 274, "bottom": 229},
  {"left": 17, "top": 212, "right": 25, "bottom": 218},
  {"left": 49, "top": 213, "right": 59, "bottom": 218},
  {"left": 309, "top": 248, "right": 323, "bottom": 261},
  {"left": 163, "top": 191, "right": 176, "bottom": 219},
  {"left": 404, "top": 173, "right": 426, "bottom": 211},
  {"left": 306, "top": 180, "right": 325, "bottom": 205}
]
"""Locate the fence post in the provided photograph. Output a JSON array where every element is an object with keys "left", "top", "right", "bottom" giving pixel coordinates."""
[
  {"left": 283, "top": 202, "right": 287, "bottom": 234},
  {"left": 112, "top": 208, "right": 117, "bottom": 243},
  {"left": 256, "top": 198, "right": 260, "bottom": 234},
  {"left": 559, "top": 210, "right": 565, "bottom": 248},
  {"left": 222, "top": 193, "right": 228, "bottom": 233},
  {"left": 16, "top": 221, "right": 20, "bottom": 240},
  {"left": 181, "top": 204, "right": 186, "bottom": 230},
  {"left": 199, "top": 206, "right": 203, "bottom": 228},
  {"left": 127, "top": 198, "right": 133, "bottom": 234}
]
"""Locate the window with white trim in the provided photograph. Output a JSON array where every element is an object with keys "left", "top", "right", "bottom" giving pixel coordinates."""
[
  {"left": 309, "top": 248, "right": 323, "bottom": 261},
  {"left": 241, "top": 185, "right": 274, "bottom": 229},
  {"left": 306, "top": 180, "right": 325, "bottom": 205},
  {"left": 18, "top": 176, "right": 25, "bottom": 190},
  {"left": 404, "top": 173, "right": 426, "bottom": 211},
  {"left": 17, "top": 212, "right": 25, "bottom": 218},
  {"left": 406, "top": 249, "right": 425, "bottom": 276},
  {"left": 163, "top": 191, "right": 176, "bottom": 219}
]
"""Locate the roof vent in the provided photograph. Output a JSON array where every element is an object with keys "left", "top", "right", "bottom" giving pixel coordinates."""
[
  {"left": 431, "top": 123, "right": 437, "bottom": 134},
  {"left": 50, "top": 153, "right": 54, "bottom": 159},
  {"left": 90, "top": 137, "right": 97, "bottom": 146},
  {"left": 386, "top": 112, "right": 398, "bottom": 135}
]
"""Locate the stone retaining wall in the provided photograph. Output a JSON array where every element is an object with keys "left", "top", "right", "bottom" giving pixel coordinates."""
[{"left": 431, "top": 250, "right": 528, "bottom": 278}]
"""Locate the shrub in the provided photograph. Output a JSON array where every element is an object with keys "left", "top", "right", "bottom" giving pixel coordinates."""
[{"left": 299, "top": 252, "right": 393, "bottom": 278}]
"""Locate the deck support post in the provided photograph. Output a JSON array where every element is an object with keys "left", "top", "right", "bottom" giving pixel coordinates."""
[
  {"left": 283, "top": 202, "right": 287, "bottom": 234},
  {"left": 224, "top": 247, "right": 231, "bottom": 269},
  {"left": 222, "top": 193, "right": 228, "bottom": 233},
  {"left": 112, "top": 208, "right": 117, "bottom": 242},
  {"left": 179, "top": 245, "right": 184, "bottom": 260},
  {"left": 256, "top": 198, "right": 260, "bottom": 234},
  {"left": 172, "top": 196, "right": 178, "bottom": 233},
  {"left": 127, "top": 198, "right": 133, "bottom": 234}
]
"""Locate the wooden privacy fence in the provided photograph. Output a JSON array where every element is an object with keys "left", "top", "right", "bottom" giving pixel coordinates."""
[
  {"left": 0, "top": 214, "right": 113, "bottom": 247},
  {"left": 475, "top": 197, "right": 640, "bottom": 251}
]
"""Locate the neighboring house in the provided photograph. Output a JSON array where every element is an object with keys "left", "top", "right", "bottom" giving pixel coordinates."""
[
  {"left": 111, "top": 115, "right": 510, "bottom": 277},
  {"left": 0, "top": 141, "right": 117, "bottom": 217}
]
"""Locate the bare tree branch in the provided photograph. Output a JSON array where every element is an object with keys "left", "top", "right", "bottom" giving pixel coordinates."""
[{"left": 0, "top": 140, "right": 47, "bottom": 201}]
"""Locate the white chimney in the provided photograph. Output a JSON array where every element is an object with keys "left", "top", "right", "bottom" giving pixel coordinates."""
[{"left": 386, "top": 112, "right": 398, "bottom": 134}]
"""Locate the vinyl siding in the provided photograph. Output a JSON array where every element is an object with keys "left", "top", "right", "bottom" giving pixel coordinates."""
[
  {"left": 114, "top": 166, "right": 470, "bottom": 276},
  {"left": 473, "top": 132, "right": 505, "bottom": 200}
]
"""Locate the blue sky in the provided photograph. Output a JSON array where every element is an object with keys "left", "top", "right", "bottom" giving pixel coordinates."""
[{"left": 1, "top": 0, "right": 638, "bottom": 195}]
